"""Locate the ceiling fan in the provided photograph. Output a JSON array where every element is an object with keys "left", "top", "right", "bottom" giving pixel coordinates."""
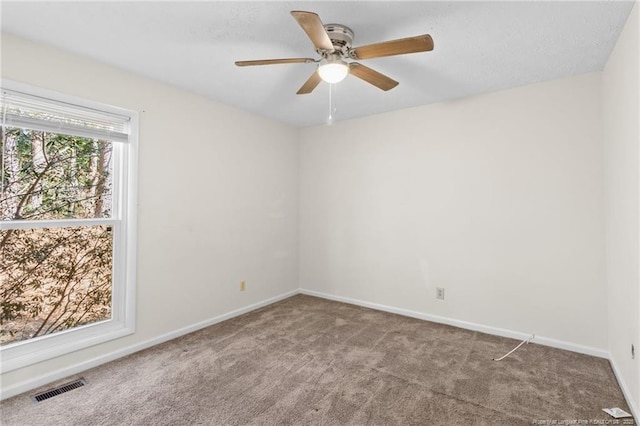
[{"left": 235, "top": 11, "right": 434, "bottom": 95}]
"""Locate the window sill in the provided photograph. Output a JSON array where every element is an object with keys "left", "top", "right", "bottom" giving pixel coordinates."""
[{"left": 0, "top": 319, "right": 134, "bottom": 373}]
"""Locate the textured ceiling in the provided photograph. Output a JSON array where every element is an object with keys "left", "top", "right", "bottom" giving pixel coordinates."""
[{"left": 1, "top": 1, "right": 635, "bottom": 127}]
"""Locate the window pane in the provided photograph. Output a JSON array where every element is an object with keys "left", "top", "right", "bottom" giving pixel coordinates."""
[
  {"left": 0, "top": 225, "right": 113, "bottom": 345},
  {"left": 1, "top": 127, "right": 113, "bottom": 221}
]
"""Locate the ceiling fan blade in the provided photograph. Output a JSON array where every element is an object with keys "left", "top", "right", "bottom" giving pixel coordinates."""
[
  {"left": 296, "top": 71, "right": 322, "bottom": 95},
  {"left": 349, "top": 63, "right": 399, "bottom": 91},
  {"left": 235, "top": 58, "right": 316, "bottom": 67},
  {"left": 291, "top": 11, "right": 334, "bottom": 52},
  {"left": 350, "top": 34, "right": 434, "bottom": 60}
]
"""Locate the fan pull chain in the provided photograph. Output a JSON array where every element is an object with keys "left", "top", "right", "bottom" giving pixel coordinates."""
[{"left": 327, "top": 83, "right": 336, "bottom": 125}]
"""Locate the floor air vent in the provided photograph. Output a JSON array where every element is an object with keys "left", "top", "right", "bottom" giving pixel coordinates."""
[{"left": 31, "top": 378, "right": 86, "bottom": 403}]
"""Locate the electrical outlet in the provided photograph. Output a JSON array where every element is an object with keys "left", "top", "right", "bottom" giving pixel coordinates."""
[
  {"left": 436, "top": 288, "right": 445, "bottom": 300},
  {"left": 240, "top": 281, "right": 246, "bottom": 292}
]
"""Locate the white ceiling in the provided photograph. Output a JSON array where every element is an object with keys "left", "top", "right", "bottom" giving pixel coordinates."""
[{"left": 1, "top": 1, "right": 635, "bottom": 127}]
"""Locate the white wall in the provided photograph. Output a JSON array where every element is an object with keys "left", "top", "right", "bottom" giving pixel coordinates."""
[
  {"left": 1, "top": 33, "right": 299, "bottom": 392},
  {"left": 2, "top": 9, "right": 637, "bottom": 404},
  {"left": 603, "top": 2, "right": 640, "bottom": 412},
  {"left": 300, "top": 72, "right": 607, "bottom": 350}
]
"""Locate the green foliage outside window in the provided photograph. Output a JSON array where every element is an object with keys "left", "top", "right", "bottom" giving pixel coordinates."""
[{"left": 1, "top": 128, "right": 114, "bottom": 345}]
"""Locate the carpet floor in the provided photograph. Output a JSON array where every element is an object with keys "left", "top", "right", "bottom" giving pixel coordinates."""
[{"left": 0, "top": 295, "right": 634, "bottom": 425}]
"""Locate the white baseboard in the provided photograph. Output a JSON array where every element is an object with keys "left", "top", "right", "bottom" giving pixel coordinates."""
[
  {"left": 4, "top": 287, "right": 633, "bottom": 417},
  {"left": 312, "top": 283, "right": 638, "bottom": 418},
  {"left": 610, "top": 356, "right": 639, "bottom": 420},
  {"left": 299, "top": 289, "right": 609, "bottom": 359},
  {"left": 0, "top": 289, "right": 298, "bottom": 400}
]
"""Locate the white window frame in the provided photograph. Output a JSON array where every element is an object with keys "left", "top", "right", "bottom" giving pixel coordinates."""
[{"left": 0, "top": 80, "right": 137, "bottom": 373}]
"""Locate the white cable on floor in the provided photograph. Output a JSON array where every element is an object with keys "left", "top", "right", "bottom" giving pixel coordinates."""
[{"left": 492, "top": 334, "right": 535, "bottom": 361}]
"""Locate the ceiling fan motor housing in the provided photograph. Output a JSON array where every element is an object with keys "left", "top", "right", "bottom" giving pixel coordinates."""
[{"left": 323, "top": 23, "right": 354, "bottom": 56}]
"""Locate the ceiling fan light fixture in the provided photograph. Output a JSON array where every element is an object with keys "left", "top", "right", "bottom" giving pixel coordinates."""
[{"left": 318, "top": 57, "right": 349, "bottom": 84}]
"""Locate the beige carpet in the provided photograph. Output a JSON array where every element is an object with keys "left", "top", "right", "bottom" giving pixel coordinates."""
[{"left": 0, "top": 295, "right": 634, "bottom": 425}]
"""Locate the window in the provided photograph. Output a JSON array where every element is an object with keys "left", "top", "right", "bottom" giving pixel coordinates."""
[{"left": 0, "top": 81, "right": 137, "bottom": 373}]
